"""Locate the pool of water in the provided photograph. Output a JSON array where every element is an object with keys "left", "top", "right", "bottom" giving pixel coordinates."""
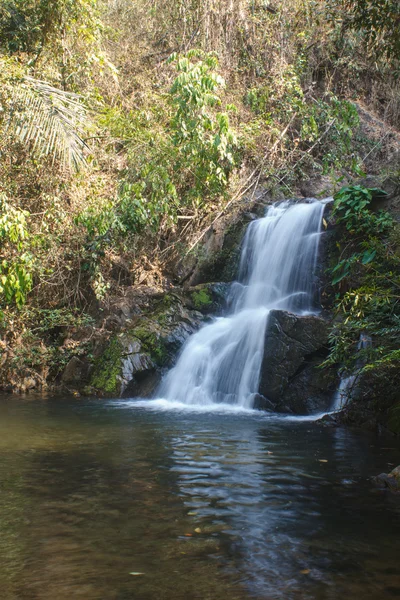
[{"left": 0, "top": 395, "right": 400, "bottom": 600}]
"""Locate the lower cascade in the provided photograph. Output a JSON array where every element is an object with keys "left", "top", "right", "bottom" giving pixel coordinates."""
[{"left": 158, "top": 200, "right": 326, "bottom": 407}]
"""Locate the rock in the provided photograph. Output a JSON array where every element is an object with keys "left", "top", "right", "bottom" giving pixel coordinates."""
[
  {"left": 89, "top": 291, "right": 208, "bottom": 398},
  {"left": 390, "top": 465, "right": 400, "bottom": 481},
  {"left": 372, "top": 466, "right": 400, "bottom": 491},
  {"left": 185, "top": 282, "right": 231, "bottom": 315},
  {"left": 373, "top": 472, "right": 400, "bottom": 491},
  {"left": 252, "top": 394, "right": 275, "bottom": 411},
  {"left": 62, "top": 356, "right": 90, "bottom": 386},
  {"left": 259, "top": 310, "right": 337, "bottom": 414},
  {"left": 180, "top": 188, "right": 273, "bottom": 286},
  {"left": 300, "top": 176, "right": 339, "bottom": 199},
  {"left": 317, "top": 413, "right": 340, "bottom": 427},
  {"left": 274, "top": 362, "right": 337, "bottom": 414},
  {"left": 21, "top": 377, "right": 37, "bottom": 392}
]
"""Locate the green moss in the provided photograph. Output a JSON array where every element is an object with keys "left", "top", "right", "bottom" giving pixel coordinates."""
[
  {"left": 131, "top": 325, "right": 168, "bottom": 366},
  {"left": 90, "top": 336, "right": 122, "bottom": 395},
  {"left": 191, "top": 289, "right": 212, "bottom": 310}
]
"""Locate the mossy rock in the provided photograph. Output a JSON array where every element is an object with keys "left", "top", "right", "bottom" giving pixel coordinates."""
[
  {"left": 191, "top": 288, "right": 212, "bottom": 310},
  {"left": 130, "top": 322, "right": 169, "bottom": 367},
  {"left": 186, "top": 282, "right": 230, "bottom": 315},
  {"left": 89, "top": 292, "right": 207, "bottom": 397},
  {"left": 90, "top": 336, "right": 124, "bottom": 396}
]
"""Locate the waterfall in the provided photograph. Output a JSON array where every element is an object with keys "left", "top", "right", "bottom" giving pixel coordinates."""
[
  {"left": 331, "top": 334, "right": 372, "bottom": 411},
  {"left": 157, "top": 200, "right": 326, "bottom": 407}
]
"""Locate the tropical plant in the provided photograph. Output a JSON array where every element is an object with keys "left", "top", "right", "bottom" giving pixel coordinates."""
[
  {"left": 3, "top": 72, "right": 90, "bottom": 170},
  {"left": 168, "top": 50, "right": 238, "bottom": 205}
]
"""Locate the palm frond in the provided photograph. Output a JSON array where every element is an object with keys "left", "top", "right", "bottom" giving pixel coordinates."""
[{"left": 7, "top": 77, "right": 90, "bottom": 171}]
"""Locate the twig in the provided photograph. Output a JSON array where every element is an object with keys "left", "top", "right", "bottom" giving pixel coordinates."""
[{"left": 362, "top": 131, "right": 391, "bottom": 162}]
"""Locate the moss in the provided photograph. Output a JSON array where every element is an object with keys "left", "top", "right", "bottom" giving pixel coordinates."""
[
  {"left": 191, "top": 288, "right": 212, "bottom": 310},
  {"left": 131, "top": 325, "right": 168, "bottom": 366},
  {"left": 90, "top": 336, "right": 122, "bottom": 395}
]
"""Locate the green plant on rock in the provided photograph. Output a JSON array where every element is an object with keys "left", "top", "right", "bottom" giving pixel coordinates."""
[
  {"left": 326, "top": 184, "right": 400, "bottom": 384},
  {"left": 333, "top": 185, "right": 390, "bottom": 234},
  {"left": 191, "top": 288, "right": 212, "bottom": 310},
  {"left": 90, "top": 336, "right": 122, "bottom": 395}
]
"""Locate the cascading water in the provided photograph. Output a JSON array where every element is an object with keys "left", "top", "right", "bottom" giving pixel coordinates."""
[
  {"left": 158, "top": 200, "right": 326, "bottom": 407},
  {"left": 331, "top": 333, "right": 372, "bottom": 411}
]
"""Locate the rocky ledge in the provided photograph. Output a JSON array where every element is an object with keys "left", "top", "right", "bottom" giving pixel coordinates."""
[
  {"left": 257, "top": 310, "right": 338, "bottom": 414},
  {"left": 61, "top": 282, "right": 229, "bottom": 397}
]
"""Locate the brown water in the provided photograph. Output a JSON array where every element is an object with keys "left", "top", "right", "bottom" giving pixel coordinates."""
[{"left": 0, "top": 395, "right": 400, "bottom": 600}]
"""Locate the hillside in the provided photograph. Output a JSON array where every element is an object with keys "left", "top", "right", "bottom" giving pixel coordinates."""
[{"left": 0, "top": 0, "right": 399, "bottom": 428}]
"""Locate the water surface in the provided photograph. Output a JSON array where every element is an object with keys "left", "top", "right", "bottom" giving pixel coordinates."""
[{"left": 0, "top": 395, "right": 400, "bottom": 600}]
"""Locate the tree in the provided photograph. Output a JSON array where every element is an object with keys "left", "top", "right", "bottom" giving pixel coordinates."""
[{"left": 329, "top": 0, "right": 400, "bottom": 67}]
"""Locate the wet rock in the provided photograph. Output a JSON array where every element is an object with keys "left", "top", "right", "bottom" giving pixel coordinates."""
[
  {"left": 259, "top": 310, "right": 337, "bottom": 414},
  {"left": 89, "top": 292, "right": 208, "bottom": 398},
  {"left": 185, "top": 282, "right": 231, "bottom": 315},
  {"left": 373, "top": 469, "right": 400, "bottom": 491},
  {"left": 252, "top": 394, "right": 275, "bottom": 412},
  {"left": 317, "top": 413, "right": 341, "bottom": 427}
]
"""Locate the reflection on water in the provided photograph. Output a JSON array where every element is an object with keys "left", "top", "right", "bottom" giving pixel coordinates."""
[{"left": 0, "top": 396, "right": 400, "bottom": 600}]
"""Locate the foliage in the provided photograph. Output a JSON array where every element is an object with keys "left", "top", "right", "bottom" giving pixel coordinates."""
[
  {"left": 0, "top": 0, "right": 105, "bottom": 78},
  {"left": 326, "top": 185, "right": 399, "bottom": 383},
  {"left": 0, "top": 195, "right": 34, "bottom": 307},
  {"left": 99, "top": 50, "right": 238, "bottom": 239},
  {"left": 169, "top": 50, "right": 238, "bottom": 203},
  {"left": 327, "top": 0, "right": 400, "bottom": 67},
  {"left": 4, "top": 73, "right": 90, "bottom": 170},
  {"left": 243, "top": 69, "right": 360, "bottom": 178},
  {"left": 332, "top": 185, "right": 390, "bottom": 234}
]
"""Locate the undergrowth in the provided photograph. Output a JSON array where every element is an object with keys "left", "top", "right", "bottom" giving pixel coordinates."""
[{"left": 0, "top": 0, "right": 399, "bottom": 391}]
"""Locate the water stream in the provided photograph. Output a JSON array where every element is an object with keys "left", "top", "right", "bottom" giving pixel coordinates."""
[{"left": 159, "top": 201, "right": 326, "bottom": 407}]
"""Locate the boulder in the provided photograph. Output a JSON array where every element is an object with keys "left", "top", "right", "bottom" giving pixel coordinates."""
[
  {"left": 259, "top": 310, "right": 337, "bottom": 414},
  {"left": 300, "top": 175, "right": 339, "bottom": 199},
  {"left": 373, "top": 466, "right": 400, "bottom": 491},
  {"left": 87, "top": 290, "right": 211, "bottom": 398},
  {"left": 62, "top": 356, "right": 90, "bottom": 386}
]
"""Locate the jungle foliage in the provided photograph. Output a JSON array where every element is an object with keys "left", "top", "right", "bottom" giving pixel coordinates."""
[
  {"left": 0, "top": 0, "right": 399, "bottom": 391},
  {"left": 326, "top": 185, "right": 400, "bottom": 421}
]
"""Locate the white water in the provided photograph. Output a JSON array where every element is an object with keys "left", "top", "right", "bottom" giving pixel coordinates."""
[
  {"left": 331, "top": 334, "right": 372, "bottom": 411},
  {"left": 157, "top": 201, "right": 326, "bottom": 408}
]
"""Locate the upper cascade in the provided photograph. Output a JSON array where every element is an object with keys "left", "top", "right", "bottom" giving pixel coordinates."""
[{"left": 157, "top": 200, "right": 326, "bottom": 407}]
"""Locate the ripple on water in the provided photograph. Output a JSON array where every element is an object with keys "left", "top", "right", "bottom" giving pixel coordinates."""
[{"left": 0, "top": 396, "right": 399, "bottom": 600}]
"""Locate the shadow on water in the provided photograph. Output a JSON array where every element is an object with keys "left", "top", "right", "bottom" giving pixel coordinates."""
[{"left": 0, "top": 395, "right": 400, "bottom": 599}]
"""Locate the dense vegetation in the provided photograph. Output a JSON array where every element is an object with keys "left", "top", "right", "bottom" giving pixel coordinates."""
[
  {"left": 325, "top": 184, "right": 400, "bottom": 428},
  {"left": 0, "top": 0, "right": 399, "bottom": 404}
]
